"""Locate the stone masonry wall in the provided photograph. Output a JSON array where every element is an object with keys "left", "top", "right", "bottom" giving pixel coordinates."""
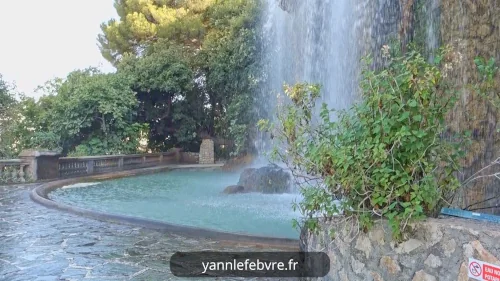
[
  {"left": 302, "top": 217, "right": 500, "bottom": 281},
  {"left": 181, "top": 152, "right": 200, "bottom": 164},
  {"left": 199, "top": 139, "right": 215, "bottom": 165}
]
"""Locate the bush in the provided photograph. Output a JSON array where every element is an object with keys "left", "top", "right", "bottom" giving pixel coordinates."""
[{"left": 260, "top": 47, "right": 467, "bottom": 240}]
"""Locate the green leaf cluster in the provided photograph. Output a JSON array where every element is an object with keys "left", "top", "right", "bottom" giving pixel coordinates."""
[
  {"left": 474, "top": 57, "right": 499, "bottom": 108},
  {"left": 265, "top": 48, "right": 468, "bottom": 240},
  {"left": 99, "top": 0, "right": 263, "bottom": 156},
  {"left": 0, "top": 74, "right": 20, "bottom": 158},
  {"left": 1, "top": 0, "right": 262, "bottom": 158},
  {"left": 0, "top": 69, "right": 148, "bottom": 156}
]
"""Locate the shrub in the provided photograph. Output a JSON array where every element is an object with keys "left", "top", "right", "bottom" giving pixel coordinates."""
[{"left": 260, "top": 47, "right": 467, "bottom": 240}]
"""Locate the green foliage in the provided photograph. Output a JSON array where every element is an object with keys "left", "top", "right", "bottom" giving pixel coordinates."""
[
  {"left": 262, "top": 48, "right": 466, "bottom": 240},
  {"left": 200, "top": 0, "right": 262, "bottom": 156},
  {"left": 4, "top": 69, "right": 148, "bottom": 156},
  {"left": 2, "top": 0, "right": 263, "bottom": 158},
  {"left": 474, "top": 57, "right": 499, "bottom": 108},
  {"left": 98, "top": 0, "right": 214, "bottom": 65},
  {"left": 0, "top": 77, "right": 51, "bottom": 158},
  {"left": 473, "top": 57, "right": 499, "bottom": 132},
  {"left": 0, "top": 75, "right": 17, "bottom": 158},
  {"left": 117, "top": 45, "right": 200, "bottom": 151},
  {"left": 0, "top": 166, "right": 21, "bottom": 184},
  {"left": 102, "top": 0, "right": 263, "bottom": 156},
  {"left": 27, "top": 132, "right": 61, "bottom": 151},
  {"left": 0, "top": 74, "right": 16, "bottom": 112},
  {"left": 119, "top": 45, "right": 193, "bottom": 94},
  {"left": 475, "top": 57, "right": 499, "bottom": 84},
  {"left": 50, "top": 69, "right": 147, "bottom": 155}
]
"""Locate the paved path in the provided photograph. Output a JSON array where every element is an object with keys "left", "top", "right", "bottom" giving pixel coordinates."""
[{"left": 0, "top": 184, "right": 296, "bottom": 281}]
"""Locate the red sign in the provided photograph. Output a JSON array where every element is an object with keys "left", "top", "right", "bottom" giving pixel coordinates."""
[
  {"left": 484, "top": 264, "right": 500, "bottom": 281},
  {"left": 469, "top": 258, "right": 500, "bottom": 281}
]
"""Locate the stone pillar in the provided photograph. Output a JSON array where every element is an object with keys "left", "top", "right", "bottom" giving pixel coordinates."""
[
  {"left": 199, "top": 139, "right": 215, "bottom": 164},
  {"left": 118, "top": 157, "right": 124, "bottom": 169},
  {"left": 19, "top": 150, "right": 61, "bottom": 181},
  {"left": 86, "top": 160, "right": 95, "bottom": 174},
  {"left": 172, "top": 148, "right": 182, "bottom": 163}
]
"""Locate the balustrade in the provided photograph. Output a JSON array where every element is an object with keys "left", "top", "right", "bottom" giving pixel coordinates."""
[
  {"left": 0, "top": 148, "right": 189, "bottom": 184},
  {"left": 0, "top": 159, "right": 29, "bottom": 184}
]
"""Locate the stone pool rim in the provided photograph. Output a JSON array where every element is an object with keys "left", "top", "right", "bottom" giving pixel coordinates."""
[{"left": 30, "top": 164, "right": 300, "bottom": 249}]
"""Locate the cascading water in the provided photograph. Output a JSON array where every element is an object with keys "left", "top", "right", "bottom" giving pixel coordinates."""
[
  {"left": 257, "top": 0, "right": 499, "bottom": 214},
  {"left": 260, "top": 0, "right": 360, "bottom": 122},
  {"left": 255, "top": 0, "right": 402, "bottom": 154},
  {"left": 425, "top": 0, "right": 440, "bottom": 59}
]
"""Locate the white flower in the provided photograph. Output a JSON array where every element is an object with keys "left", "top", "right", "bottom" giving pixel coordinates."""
[{"left": 381, "top": 45, "right": 391, "bottom": 59}]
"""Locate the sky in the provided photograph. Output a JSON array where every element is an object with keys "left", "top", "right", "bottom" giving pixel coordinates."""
[{"left": 0, "top": 0, "right": 118, "bottom": 99}]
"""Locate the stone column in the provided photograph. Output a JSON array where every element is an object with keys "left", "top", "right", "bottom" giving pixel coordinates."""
[
  {"left": 19, "top": 150, "right": 61, "bottom": 181},
  {"left": 173, "top": 148, "right": 182, "bottom": 163},
  {"left": 199, "top": 139, "right": 215, "bottom": 164}
]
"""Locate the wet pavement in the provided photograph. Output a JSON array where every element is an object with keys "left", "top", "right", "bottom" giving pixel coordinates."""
[{"left": 0, "top": 184, "right": 297, "bottom": 281}]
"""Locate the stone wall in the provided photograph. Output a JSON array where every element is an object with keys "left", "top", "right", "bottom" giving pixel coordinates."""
[
  {"left": 180, "top": 152, "right": 199, "bottom": 164},
  {"left": 199, "top": 139, "right": 215, "bottom": 165},
  {"left": 302, "top": 217, "right": 500, "bottom": 281}
]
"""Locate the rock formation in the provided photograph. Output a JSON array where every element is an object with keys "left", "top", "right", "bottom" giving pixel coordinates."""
[{"left": 222, "top": 164, "right": 292, "bottom": 194}]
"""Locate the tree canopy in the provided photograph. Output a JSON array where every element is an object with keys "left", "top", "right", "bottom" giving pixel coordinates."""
[
  {"left": 1, "top": 0, "right": 264, "bottom": 158},
  {"left": 100, "top": 0, "right": 264, "bottom": 155}
]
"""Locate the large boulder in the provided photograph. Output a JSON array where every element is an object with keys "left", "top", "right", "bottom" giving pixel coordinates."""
[
  {"left": 222, "top": 185, "right": 245, "bottom": 194},
  {"left": 237, "top": 164, "right": 292, "bottom": 194}
]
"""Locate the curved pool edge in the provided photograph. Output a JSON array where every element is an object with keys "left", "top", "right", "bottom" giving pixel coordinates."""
[{"left": 30, "top": 165, "right": 300, "bottom": 250}]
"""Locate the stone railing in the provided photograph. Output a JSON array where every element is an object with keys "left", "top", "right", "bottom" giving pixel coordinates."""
[
  {"left": 1, "top": 146, "right": 209, "bottom": 184},
  {"left": 59, "top": 150, "right": 181, "bottom": 178},
  {"left": 180, "top": 152, "right": 199, "bottom": 164},
  {"left": 0, "top": 159, "right": 29, "bottom": 184}
]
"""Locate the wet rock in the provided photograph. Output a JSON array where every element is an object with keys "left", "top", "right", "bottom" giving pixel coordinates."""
[
  {"left": 422, "top": 222, "right": 443, "bottom": 247},
  {"left": 222, "top": 185, "right": 245, "bottom": 194},
  {"left": 238, "top": 168, "right": 257, "bottom": 187},
  {"left": 393, "top": 239, "right": 423, "bottom": 254},
  {"left": 380, "top": 256, "right": 401, "bottom": 275},
  {"left": 458, "top": 262, "right": 469, "bottom": 281},
  {"left": 477, "top": 24, "right": 492, "bottom": 38},
  {"left": 237, "top": 164, "right": 291, "bottom": 194},
  {"left": 351, "top": 257, "right": 365, "bottom": 275},
  {"left": 339, "top": 269, "right": 350, "bottom": 281},
  {"left": 463, "top": 243, "right": 474, "bottom": 258},
  {"left": 424, "top": 254, "right": 442, "bottom": 268},
  {"left": 355, "top": 235, "right": 372, "bottom": 259},
  {"left": 369, "top": 228, "right": 386, "bottom": 246},
  {"left": 371, "top": 271, "right": 384, "bottom": 281},
  {"left": 442, "top": 238, "right": 456, "bottom": 257},
  {"left": 412, "top": 270, "right": 437, "bottom": 281},
  {"left": 471, "top": 240, "right": 500, "bottom": 264}
]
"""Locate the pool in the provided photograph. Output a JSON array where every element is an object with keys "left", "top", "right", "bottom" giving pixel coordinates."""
[{"left": 49, "top": 169, "right": 302, "bottom": 239}]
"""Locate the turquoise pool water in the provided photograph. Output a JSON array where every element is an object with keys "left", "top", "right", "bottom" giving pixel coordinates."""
[{"left": 49, "top": 169, "right": 302, "bottom": 239}]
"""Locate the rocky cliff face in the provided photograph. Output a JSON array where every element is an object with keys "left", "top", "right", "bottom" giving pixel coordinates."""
[{"left": 439, "top": 0, "right": 499, "bottom": 214}]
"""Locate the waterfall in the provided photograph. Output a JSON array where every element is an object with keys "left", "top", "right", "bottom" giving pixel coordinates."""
[
  {"left": 425, "top": 0, "right": 440, "bottom": 60},
  {"left": 261, "top": 0, "right": 360, "bottom": 115},
  {"left": 256, "top": 0, "right": 401, "bottom": 155},
  {"left": 257, "top": 0, "right": 499, "bottom": 214}
]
